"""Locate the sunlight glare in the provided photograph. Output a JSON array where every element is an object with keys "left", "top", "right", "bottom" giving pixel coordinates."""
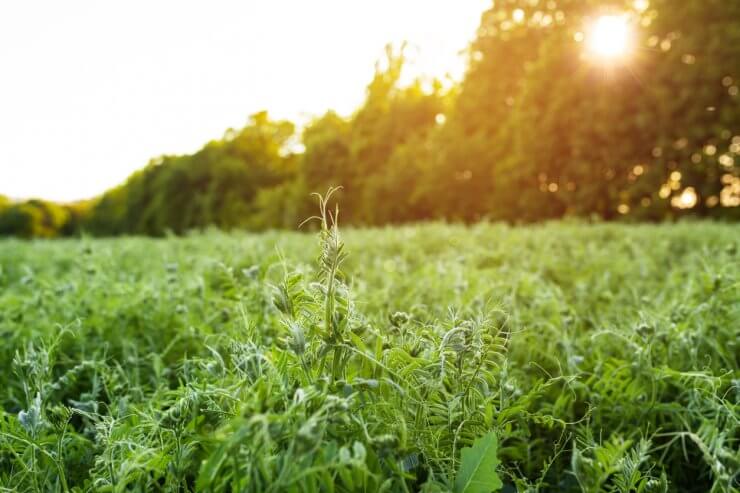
[
  {"left": 672, "top": 187, "right": 698, "bottom": 209},
  {"left": 587, "top": 15, "right": 631, "bottom": 60}
]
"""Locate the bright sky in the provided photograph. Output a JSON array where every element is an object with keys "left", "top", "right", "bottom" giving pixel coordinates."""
[{"left": 0, "top": 0, "right": 488, "bottom": 202}]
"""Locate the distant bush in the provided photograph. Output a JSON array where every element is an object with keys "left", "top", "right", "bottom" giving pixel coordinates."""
[{"left": 0, "top": 199, "right": 71, "bottom": 238}]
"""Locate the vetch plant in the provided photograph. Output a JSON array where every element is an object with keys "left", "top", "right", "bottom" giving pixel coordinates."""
[{"left": 0, "top": 218, "right": 737, "bottom": 491}]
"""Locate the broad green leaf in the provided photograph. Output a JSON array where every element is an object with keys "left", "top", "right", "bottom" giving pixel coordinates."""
[{"left": 454, "top": 432, "right": 503, "bottom": 493}]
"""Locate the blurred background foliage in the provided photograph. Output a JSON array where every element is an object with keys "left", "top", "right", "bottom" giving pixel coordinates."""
[{"left": 2, "top": 0, "right": 739, "bottom": 237}]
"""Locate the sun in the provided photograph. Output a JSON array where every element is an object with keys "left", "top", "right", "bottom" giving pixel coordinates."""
[{"left": 587, "top": 15, "right": 631, "bottom": 60}]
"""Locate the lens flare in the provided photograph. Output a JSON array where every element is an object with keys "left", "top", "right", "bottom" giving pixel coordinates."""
[{"left": 587, "top": 15, "right": 631, "bottom": 60}]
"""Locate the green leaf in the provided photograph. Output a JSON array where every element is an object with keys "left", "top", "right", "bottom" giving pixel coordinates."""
[
  {"left": 454, "top": 432, "right": 503, "bottom": 493},
  {"left": 196, "top": 421, "right": 250, "bottom": 491}
]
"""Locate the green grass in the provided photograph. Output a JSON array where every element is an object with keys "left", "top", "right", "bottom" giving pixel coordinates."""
[{"left": 0, "top": 219, "right": 738, "bottom": 492}]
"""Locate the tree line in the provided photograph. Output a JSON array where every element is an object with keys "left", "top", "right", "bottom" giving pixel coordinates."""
[{"left": 2, "top": 0, "right": 739, "bottom": 238}]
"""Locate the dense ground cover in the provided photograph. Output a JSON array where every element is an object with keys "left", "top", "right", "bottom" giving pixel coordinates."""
[{"left": 0, "top": 219, "right": 737, "bottom": 492}]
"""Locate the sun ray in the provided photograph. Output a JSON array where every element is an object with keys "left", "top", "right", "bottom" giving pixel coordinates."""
[{"left": 587, "top": 15, "right": 632, "bottom": 61}]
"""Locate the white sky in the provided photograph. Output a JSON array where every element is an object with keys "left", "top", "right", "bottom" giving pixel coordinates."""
[{"left": 0, "top": 0, "right": 488, "bottom": 202}]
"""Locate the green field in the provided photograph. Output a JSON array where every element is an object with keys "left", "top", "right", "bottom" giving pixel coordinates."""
[{"left": 0, "top": 221, "right": 738, "bottom": 492}]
